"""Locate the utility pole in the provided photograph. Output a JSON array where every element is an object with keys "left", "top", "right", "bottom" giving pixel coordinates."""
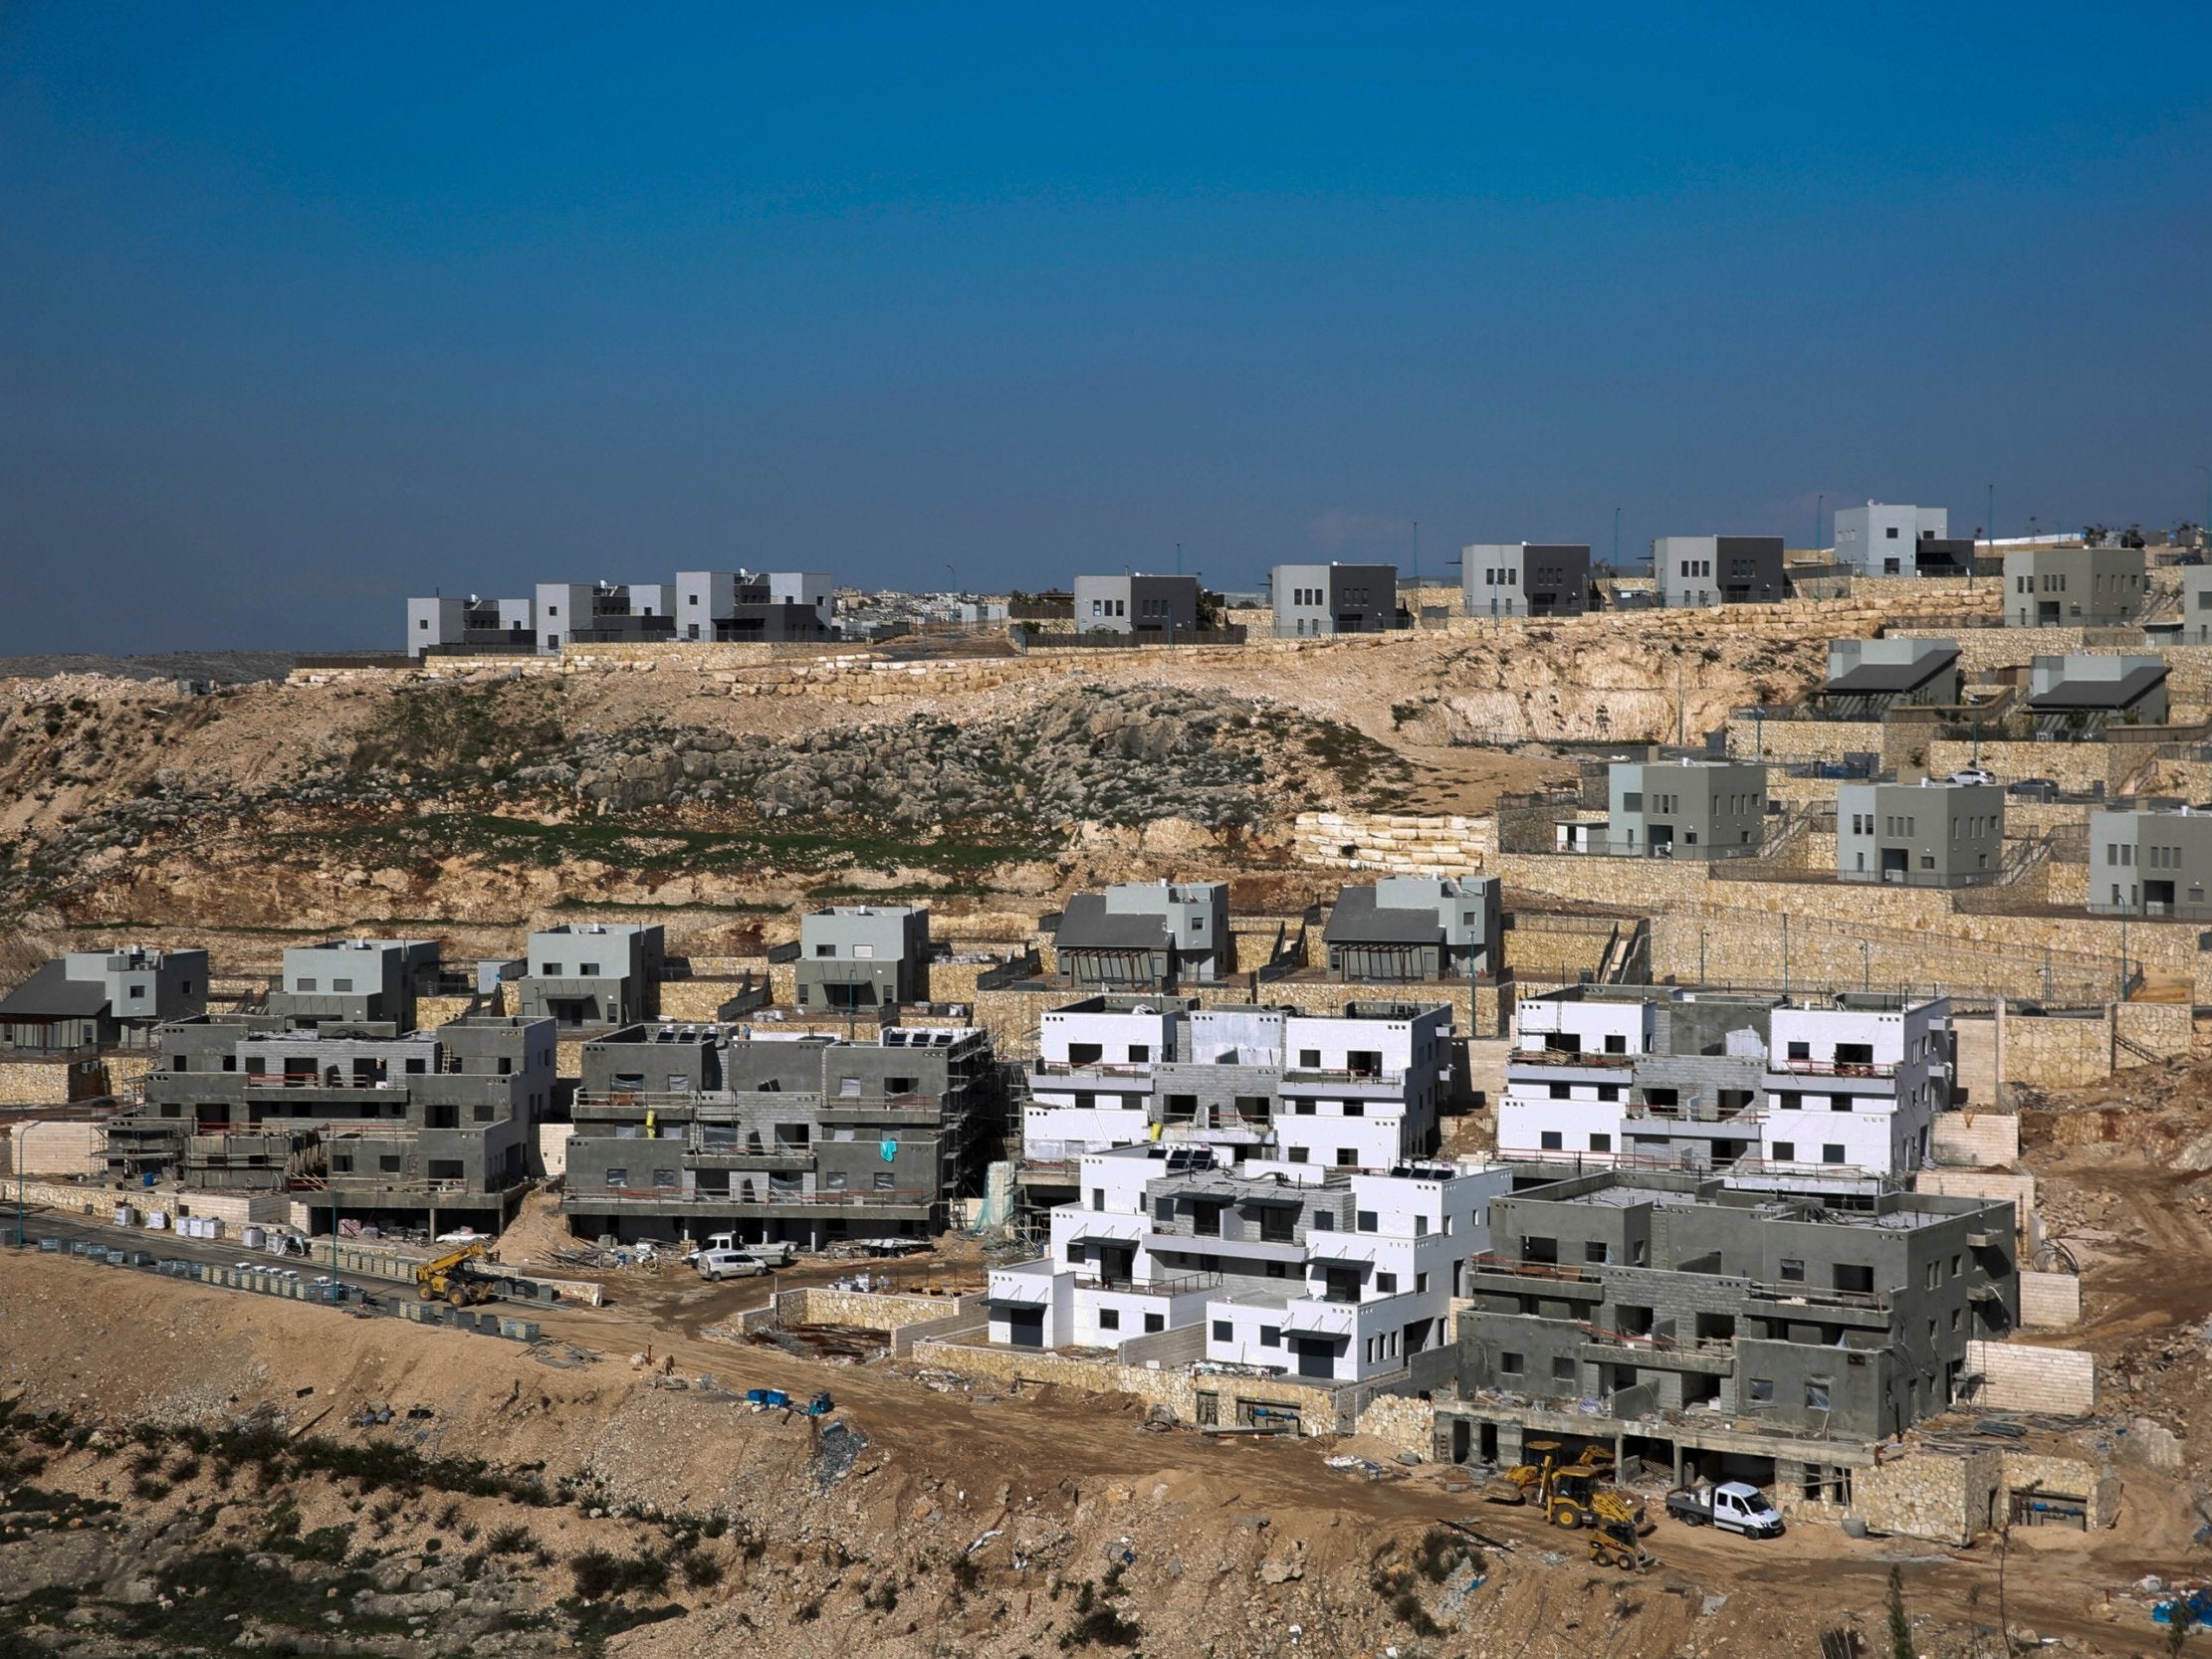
[
  {"left": 1816, "top": 494, "right": 1824, "bottom": 555},
  {"left": 1411, "top": 520, "right": 1420, "bottom": 630},
  {"left": 2197, "top": 466, "right": 2210, "bottom": 552},
  {"left": 1676, "top": 661, "right": 1685, "bottom": 747},
  {"left": 1613, "top": 507, "right": 1622, "bottom": 577}
]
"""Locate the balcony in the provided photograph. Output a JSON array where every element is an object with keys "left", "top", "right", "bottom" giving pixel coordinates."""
[
  {"left": 1765, "top": 1058, "right": 1900, "bottom": 1080},
  {"left": 1279, "top": 1067, "right": 1408, "bottom": 1090},
  {"left": 1072, "top": 1269, "right": 1221, "bottom": 1296},
  {"left": 1032, "top": 1059, "right": 1156, "bottom": 1081},
  {"left": 1505, "top": 1047, "right": 1638, "bottom": 1069}
]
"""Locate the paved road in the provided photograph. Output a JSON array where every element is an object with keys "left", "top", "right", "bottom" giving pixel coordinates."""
[{"left": 16, "top": 1207, "right": 421, "bottom": 1308}]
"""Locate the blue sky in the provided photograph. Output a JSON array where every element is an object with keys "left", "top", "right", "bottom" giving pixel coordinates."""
[{"left": 3, "top": 3, "right": 2209, "bottom": 653}]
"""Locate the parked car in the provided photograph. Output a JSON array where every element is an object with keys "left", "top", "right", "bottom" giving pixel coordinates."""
[
  {"left": 1665, "top": 1481, "right": 1784, "bottom": 1537},
  {"left": 688, "top": 1232, "right": 795, "bottom": 1268},
  {"left": 1947, "top": 767, "right": 1998, "bottom": 787},
  {"left": 2006, "top": 777, "right": 2058, "bottom": 798},
  {"left": 694, "top": 1247, "right": 772, "bottom": 1283}
]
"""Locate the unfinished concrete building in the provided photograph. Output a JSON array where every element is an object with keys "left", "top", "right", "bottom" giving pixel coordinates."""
[
  {"left": 561, "top": 1023, "right": 999, "bottom": 1245},
  {"left": 794, "top": 905, "right": 930, "bottom": 1011},
  {"left": 513, "top": 924, "right": 664, "bottom": 1027},
  {"left": 109, "top": 1013, "right": 555, "bottom": 1233},
  {"left": 1053, "top": 881, "right": 1231, "bottom": 990},
  {"left": 1322, "top": 876, "right": 1503, "bottom": 980},
  {"left": 1497, "top": 986, "right": 1954, "bottom": 1178},
  {"left": 1435, "top": 1169, "right": 2017, "bottom": 1495}
]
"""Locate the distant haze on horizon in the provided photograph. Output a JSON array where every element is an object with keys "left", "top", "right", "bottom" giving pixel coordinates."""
[{"left": 2, "top": 4, "right": 2209, "bottom": 655}]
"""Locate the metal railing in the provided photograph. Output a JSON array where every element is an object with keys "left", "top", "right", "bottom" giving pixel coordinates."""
[{"left": 564, "top": 1182, "right": 941, "bottom": 1208}]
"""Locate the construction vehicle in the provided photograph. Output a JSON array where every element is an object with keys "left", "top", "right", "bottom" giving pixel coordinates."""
[
  {"left": 744, "top": 1387, "right": 834, "bottom": 1419},
  {"left": 1587, "top": 1517, "right": 1656, "bottom": 1571},
  {"left": 415, "top": 1242, "right": 495, "bottom": 1306},
  {"left": 1479, "top": 1440, "right": 1651, "bottom": 1534}
]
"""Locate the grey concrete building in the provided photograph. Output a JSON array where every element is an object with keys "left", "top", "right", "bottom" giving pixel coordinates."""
[
  {"left": 110, "top": 1013, "right": 555, "bottom": 1231},
  {"left": 514, "top": 924, "right": 665, "bottom": 1027},
  {"left": 674, "top": 569, "right": 835, "bottom": 642},
  {"left": 1653, "top": 536, "right": 1786, "bottom": 607},
  {"left": 795, "top": 905, "right": 931, "bottom": 1011},
  {"left": 0, "top": 946, "right": 210, "bottom": 1053},
  {"left": 562, "top": 1023, "right": 1000, "bottom": 1245},
  {"left": 1606, "top": 760, "right": 1769, "bottom": 859},
  {"left": 269, "top": 938, "right": 442, "bottom": 1031},
  {"left": 1837, "top": 780, "right": 2004, "bottom": 886},
  {"left": 2178, "top": 565, "right": 2212, "bottom": 645},
  {"left": 1322, "top": 877, "right": 1504, "bottom": 980},
  {"left": 1437, "top": 1170, "right": 2017, "bottom": 1482},
  {"left": 534, "top": 582, "right": 678, "bottom": 653},
  {"left": 2026, "top": 653, "right": 2170, "bottom": 726},
  {"left": 1269, "top": 563, "right": 1404, "bottom": 637},
  {"left": 1054, "top": 881, "right": 1232, "bottom": 990},
  {"left": 1461, "top": 543, "right": 1592, "bottom": 619},
  {"left": 2002, "top": 545, "right": 2147, "bottom": 628},
  {"left": 1072, "top": 573, "right": 1202, "bottom": 637},
  {"left": 1832, "top": 504, "right": 1950, "bottom": 577},
  {"left": 2089, "top": 806, "right": 2212, "bottom": 918},
  {"left": 405, "top": 595, "right": 536, "bottom": 657},
  {"left": 1817, "top": 639, "right": 1962, "bottom": 715}
]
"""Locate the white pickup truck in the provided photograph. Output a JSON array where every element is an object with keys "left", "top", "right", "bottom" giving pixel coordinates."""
[
  {"left": 689, "top": 1233, "right": 796, "bottom": 1269},
  {"left": 1664, "top": 1481, "right": 1785, "bottom": 1538}
]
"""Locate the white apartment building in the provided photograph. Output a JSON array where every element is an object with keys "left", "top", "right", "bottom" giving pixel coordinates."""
[
  {"left": 1496, "top": 987, "right": 1951, "bottom": 1179},
  {"left": 1018, "top": 998, "right": 1449, "bottom": 1174},
  {"left": 987, "top": 1143, "right": 1509, "bottom": 1383}
]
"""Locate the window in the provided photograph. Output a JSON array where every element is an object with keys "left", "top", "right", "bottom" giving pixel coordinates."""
[
  {"left": 1357, "top": 1210, "right": 1378, "bottom": 1233},
  {"left": 1539, "top": 1131, "right": 1564, "bottom": 1151},
  {"left": 814, "top": 943, "right": 834, "bottom": 957},
  {"left": 1414, "top": 1215, "right": 1428, "bottom": 1237},
  {"left": 1213, "top": 1320, "right": 1232, "bottom": 1342},
  {"left": 1498, "top": 1351, "right": 1524, "bottom": 1374},
  {"left": 1585, "top": 1240, "right": 1611, "bottom": 1264},
  {"left": 1551, "top": 1356, "right": 1576, "bottom": 1383},
  {"left": 1779, "top": 1258, "right": 1805, "bottom": 1282},
  {"left": 1589, "top": 1133, "right": 1612, "bottom": 1152},
  {"left": 1310, "top": 1210, "right": 1334, "bottom": 1230},
  {"left": 1771, "top": 1141, "right": 1796, "bottom": 1161},
  {"left": 1098, "top": 1308, "right": 1120, "bottom": 1331},
  {"left": 295, "top": 977, "right": 318, "bottom": 992},
  {"left": 1823, "top": 1144, "right": 1846, "bottom": 1163},
  {"left": 1155, "top": 1197, "right": 1174, "bottom": 1222},
  {"left": 1806, "top": 1379, "right": 1832, "bottom": 1411},
  {"left": 1748, "top": 1377, "right": 1775, "bottom": 1404},
  {"left": 1260, "top": 1326, "right": 1281, "bottom": 1348},
  {"left": 379, "top": 1154, "right": 401, "bottom": 1173},
  {"left": 1335, "top": 1148, "right": 1357, "bottom": 1167},
  {"left": 1092, "top": 1188, "right": 1106, "bottom": 1212},
  {"left": 1416, "top": 1272, "right": 1430, "bottom": 1294},
  {"left": 1144, "top": 1313, "right": 1164, "bottom": 1334}
]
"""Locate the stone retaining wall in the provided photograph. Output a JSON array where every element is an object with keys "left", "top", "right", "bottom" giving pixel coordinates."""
[
  {"left": 1853, "top": 1445, "right": 1999, "bottom": 1545},
  {"left": 774, "top": 1286, "right": 983, "bottom": 1332},
  {"left": 1293, "top": 812, "right": 1490, "bottom": 877},
  {"left": 0, "top": 1058, "right": 106, "bottom": 1107},
  {"left": 1931, "top": 1111, "right": 2020, "bottom": 1167},
  {"left": 2000, "top": 1450, "right": 2119, "bottom": 1527}
]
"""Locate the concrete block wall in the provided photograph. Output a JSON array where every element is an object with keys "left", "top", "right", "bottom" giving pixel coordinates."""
[
  {"left": 1916, "top": 1168, "right": 2035, "bottom": 1216},
  {"left": 774, "top": 1286, "right": 982, "bottom": 1332},
  {"left": 1967, "top": 1340, "right": 2097, "bottom": 1413},
  {"left": 0, "top": 1120, "right": 107, "bottom": 1177},
  {"left": 538, "top": 1123, "right": 573, "bottom": 1178},
  {"left": 1931, "top": 1112, "right": 2020, "bottom": 1167},
  {"left": 2018, "top": 1272, "right": 2083, "bottom": 1330}
]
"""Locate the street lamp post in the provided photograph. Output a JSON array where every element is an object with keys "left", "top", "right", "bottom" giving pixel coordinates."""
[
  {"left": 1753, "top": 706, "right": 1765, "bottom": 760},
  {"left": 2197, "top": 465, "right": 2210, "bottom": 552}
]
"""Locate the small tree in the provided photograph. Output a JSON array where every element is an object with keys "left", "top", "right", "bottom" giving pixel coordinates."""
[{"left": 1887, "top": 1564, "right": 1914, "bottom": 1659}]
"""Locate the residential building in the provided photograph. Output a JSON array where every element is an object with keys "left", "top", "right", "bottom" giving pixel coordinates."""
[
  {"left": 1438, "top": 1170, "right": 2018, "bottom": 1481},
  {"left": 0, "top": 946, "right": 209, "bottom": 1053},
  {"left": 1270, "top": 563, "right": 1404, "bottom": 637},
  {"left": 269, "top": 938, "right": 441, "bottom": 1031},
  {"left": 1817, "top": 639, "right": 1962, "bottom": 715},
  {"left": 2089, "top": 806, "right": 2212, "bottom": 918},
  {"left": 109, "top": 1013, "right": 555, "bottom": 1231},
  {"left": 1461, "top": 543, "right": 1592, "bottom": 619},
  {"left": 1832, "top": 504, "right": 1952, "bottom": 578},
  {"left": 534, "top": 582, "right": 677, "bottom": 653},
  {"left": 1653, "top": 536, "right": 1785, "bottom": 607},
  {"left": 674, "top": 570, "right": 835, "bottom": 642},
  {"left": 1016, "top": 999, "right": 1452, "bottom": 1206},
  {"left": 2026, "top": 653, "right": 2170, "bottom": 726},
  {"left": 794, "top": 905, "right": 931, "bottom": 1011},
  {"left": 513, "top": 924, "right": 665, "bottom": 1027},
  {"left": 1053, "top": 881, "right": 1231, "bottom": 991},
  {"left": 2002, "top": 545, "right": 2146, "bottom": 627},
  {"left": 987, "top": 1143, "right": 1510, "bottom": 1385},
  {"left": 2178, "top": 565, "right": 2212, "bottom": 644},
  {"left": 561, "top": 1024, "right": 999, "bottom": 1245},
  {"left": 1496, "top": 986, "right": 1952, "bottom": 1178},
  {"left": 1071, "top": 573, "right": 1202, "bottom": 637},
  {"left": 1607, "top": 759, "right": 1769, "bottom": 858},
  {"left": 404, "top": 595, "right": 535, "bottom": 657},
  {"left": 1837, "top": 780, "right": 2005, "bottom": 886},
  {"left": 1322, "top": 876, "right": 1503, "bottom": 980}
]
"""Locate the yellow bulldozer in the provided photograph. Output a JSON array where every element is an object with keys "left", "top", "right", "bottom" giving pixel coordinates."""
[
  {"left": 415, "top": 1242, "right": 496, "bottom": 1306},
  {"left": 1479, "top": 1440, "right": 1652, "bottom": 1534}
]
